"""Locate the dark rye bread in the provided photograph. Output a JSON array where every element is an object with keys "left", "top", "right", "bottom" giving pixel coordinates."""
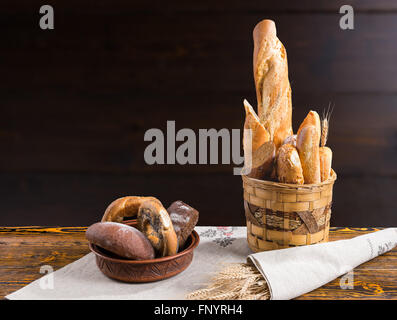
[
  {"left": 86, "top": 222, "right": 155, "bottom": 260},
  {"left": 248, "top": 140, "right": 276, "bottom": 180},
  {"left": 167, "top": 201, "right": 199, "bottom": 248}
]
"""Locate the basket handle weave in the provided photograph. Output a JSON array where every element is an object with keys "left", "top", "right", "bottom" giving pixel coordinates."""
[
  {"left": 244, "top": 200, "right": 322, "bottom": 233},
  {"left": 296, "top": 211, "right": 320, "bottom": 233},
  {"left": 244, "top": 201, "right": 263, "bottom": 226}
]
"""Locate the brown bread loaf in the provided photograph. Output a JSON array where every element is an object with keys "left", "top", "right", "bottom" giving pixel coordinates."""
[
  {"left": 86, "top": 222, "right": 155, "bottom": 260},
  {"left": 167, "top": 200, "right": 199, "bottom": 248},
  {"left": 296, "top": 125, "right": 321, "bottom": 184},
  {"left": 276, "top": 144, "right": 304, "bottom": 184},
  {"left": 249, "top": 141, "right": 276, "bottom": 179},
  {"left": 253, "top": 19, "right": 293, "bottom": 148},
  {"left": 319, "top": 146, "right": 333, "bottom": 182}
]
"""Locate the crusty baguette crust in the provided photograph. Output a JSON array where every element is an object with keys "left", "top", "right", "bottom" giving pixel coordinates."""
[
  {"left": 243, "top": 99, "right": 270, "bottom": 166},
  {"left": 282, "top": 134, "right": 297, "bottom": 147},
  {"left": 253, "top": 19, "right": 293, "bottom": 148},
  {"left": 276, "top": 144, "right": 304, "bottom": 184},
  {"left": 296, "top": 125, "right": 321, "bottom": 184},
  {"left": 297, "top": 110, "right": 321, "bottom": 138},
  {"left": 319, "top": 146, "right": 332, "bottom": 182}
]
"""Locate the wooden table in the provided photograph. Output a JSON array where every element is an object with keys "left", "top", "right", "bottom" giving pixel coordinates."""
[{"left": 0, "top": 226, "right": 396, "bottom": 300}]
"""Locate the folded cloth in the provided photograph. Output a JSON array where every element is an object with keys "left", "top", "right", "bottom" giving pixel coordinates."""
[
  {"left": 6, "top": 227, "right": 250, "bottom": 300},
  {"left": 248, "top": 228, "right": 397, "bottom": 300}
]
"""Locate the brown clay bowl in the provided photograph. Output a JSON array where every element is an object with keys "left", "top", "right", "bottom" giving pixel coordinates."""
[{"left": 88, "top": 219, "right": 200, "bottom": 283}]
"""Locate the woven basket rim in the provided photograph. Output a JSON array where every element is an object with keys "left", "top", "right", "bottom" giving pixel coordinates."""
[{"left": 242, "top": 169, "right": 337, "bottom": 191}]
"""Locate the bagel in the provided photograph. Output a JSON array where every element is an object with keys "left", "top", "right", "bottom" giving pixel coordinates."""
[
  {"left": 137, "top": 199, "right": 178, "bottom": 257},
  {"left": 101, "top": 196, "right": 158, "bottom": 223}
]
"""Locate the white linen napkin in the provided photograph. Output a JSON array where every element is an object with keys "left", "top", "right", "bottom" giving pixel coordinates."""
[
  {"left": 248, "top": 228, "right": 397, "bottom": 300},
  {"left": 6, "top": 227, "right": 250, "bottom": 300}
]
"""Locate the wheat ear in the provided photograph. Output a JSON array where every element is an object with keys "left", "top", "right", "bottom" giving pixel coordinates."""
[
  {"left": 186, "top": 263, "right": 270, "bottom": 300},
  {"left": 321, "top": 104, "right": 333, "bottom": 147}
]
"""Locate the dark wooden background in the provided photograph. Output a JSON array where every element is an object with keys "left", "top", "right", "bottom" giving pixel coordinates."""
[{"left": 1, "top": 1, "right": 396, "bottom": 227}]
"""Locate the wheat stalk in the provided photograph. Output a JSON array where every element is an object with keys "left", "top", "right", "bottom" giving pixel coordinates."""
[
  {"left": 321, "top": 103, "right": 333, "bottom": 147},
  {"left": 186, "top": 263, "right": 270, "bottom": 300}
]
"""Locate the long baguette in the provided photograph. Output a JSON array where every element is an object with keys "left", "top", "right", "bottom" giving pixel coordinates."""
[
  {"left": 319, "top": 146, "right": 332, "bottom": 182},
  {"left": 297, "top": 110, "right": 321, "bottom": 138},
  {"left": 296, "top": 125, "right": 321, "bottom": 184},
  {"left": 243, "top": 99, "right": 270, "bottom": 166},
  {"left": 253, "top": 19, "right": 292, "bottom": 148}
]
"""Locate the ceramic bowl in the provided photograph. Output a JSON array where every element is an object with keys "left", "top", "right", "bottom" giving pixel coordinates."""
[{"left": 88, "top": 219, "right": 200, "bottom": 283}]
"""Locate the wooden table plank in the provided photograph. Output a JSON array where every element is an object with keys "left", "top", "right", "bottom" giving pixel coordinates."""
[
  {"left": 0, "top": 226, "right": 89, "bottom": 299},
  {"left": 0, "top": 227, "right": 396, "bottom": 299}
]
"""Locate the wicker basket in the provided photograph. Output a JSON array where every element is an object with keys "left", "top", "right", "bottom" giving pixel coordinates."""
[{"left": 243, "top": 170, "right": 337, "bottom": 252}]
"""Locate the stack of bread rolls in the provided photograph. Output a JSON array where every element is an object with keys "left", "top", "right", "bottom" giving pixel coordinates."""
[{"left": 243, "top": 19, "right": 333, "bottom": 184}]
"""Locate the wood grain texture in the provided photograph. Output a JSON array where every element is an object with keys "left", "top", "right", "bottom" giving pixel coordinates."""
[
  {"left": 0, "top": 226, "right": 396, "bottom": 299},
  {"left": 0, "top": 226, "right": 89, "bottom": 299}
]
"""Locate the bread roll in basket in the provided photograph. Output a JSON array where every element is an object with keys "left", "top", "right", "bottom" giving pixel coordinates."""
[{"left": 242, "top": 20, "right": 337, "bottom": 251}]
